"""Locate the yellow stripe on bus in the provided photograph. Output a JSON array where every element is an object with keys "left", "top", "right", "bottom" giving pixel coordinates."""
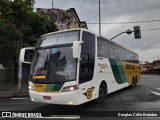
[
  {"left": 122, "top": 61, "right": 140, "bottom": 85},
  {"left": 33, "top": 83, "right": 47, "bottom": 92}
]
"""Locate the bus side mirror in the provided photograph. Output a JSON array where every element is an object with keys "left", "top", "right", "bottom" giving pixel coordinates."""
[
  {"left": 18, "top": 47, "right": 35, "bottom": 93},
  {"left": 72, "top": 41, "right": 83, "bottom": 59},
  {"left": 19, "top": 47, "right": 35, "bottom": 63}
]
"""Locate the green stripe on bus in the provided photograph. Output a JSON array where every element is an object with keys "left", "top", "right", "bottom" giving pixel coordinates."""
[
  {"left": 109, "top": 59, "right": 123, "bottom": 84},
  {"left": 109, "top": 59, "right": 127, "bottom": 84},
  {"left": 45, "top": 84, "right": 64, "bottom": 92},
  {"left": 116, "top": 61, "right": 128, "bottom": 83}
]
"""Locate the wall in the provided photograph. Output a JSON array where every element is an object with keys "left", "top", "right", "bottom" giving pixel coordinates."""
[
  {"left": 0, "top": 69, "right": 13, "bottom": 82},
  {"left": 36, "top": 8, "right": 88, "bottom": 30}
]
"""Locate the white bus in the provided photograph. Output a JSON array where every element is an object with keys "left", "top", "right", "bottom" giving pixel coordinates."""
[{"left": 19, "top": 28, "right": 140, "bottom": 105}]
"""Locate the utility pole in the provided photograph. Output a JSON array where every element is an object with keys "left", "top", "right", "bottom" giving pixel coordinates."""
[
  {"left": 20, "top": 0, "right": 23, "bottom": 49},
  {"left": 51, "top": 1, "right": 54, "bottom": 21},
  {"left": 20, "top": 23, "right": 23, "bottom": 49},
  {"left": 99, "top": 0, "right": 101, "bottom": 36},
  {"left": 52, "top": 1, "right": 54, "bottom": 9}
]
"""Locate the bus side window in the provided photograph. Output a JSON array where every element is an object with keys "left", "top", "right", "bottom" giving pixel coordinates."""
[
  {"left": 135, "top": 55, "right": 139, "bottom": 63},
  {"left": 109, "top": 43, "right": 117, "bottom": 59},
  {"left": 118, "top": 47, "right": 126, "bottom": 61},
  {"left": 97, "top": 38, "right": 104, "bottom": 57},
  {"left": 97, "top": 37, "right": 110, "bottom": 58},
  {"left": 115, "top": 46, "right": 119, "bottom": 60}
]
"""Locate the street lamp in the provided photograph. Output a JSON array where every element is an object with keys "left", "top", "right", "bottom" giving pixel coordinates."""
[
  {"left": 110, "top": 29, "right": 133, "bottom": 40},
  {"left": 110, "top": 26, "right": 141, "bottom": 40}
]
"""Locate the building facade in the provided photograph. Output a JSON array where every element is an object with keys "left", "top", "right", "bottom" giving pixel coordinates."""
[
  {"left": 36, "top": 8, "right": 88, "bottom": 30},
  {"left": 140, "top": 61, "right": 153, "bottom": 73},
  {"left": 153, "top": 60, "right": 160, "bottom": 71}
]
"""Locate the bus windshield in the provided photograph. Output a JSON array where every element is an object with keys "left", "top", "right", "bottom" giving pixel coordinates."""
[
  {"left": 31, "top": 46, "right": 77, "bottom": 83},
  {"left": 31, "top": 31, "right": 80, "bottom": 83}
]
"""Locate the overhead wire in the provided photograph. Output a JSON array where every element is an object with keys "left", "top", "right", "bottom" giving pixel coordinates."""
[
  {"left": 141, "top": 28, "right": 160, "bottom": 31},
  {"left": 87, "top": 19, "right": 160, "bottom": 32},
  {"left": 87, "top": 19, "right": 160, "bottom": 24}
]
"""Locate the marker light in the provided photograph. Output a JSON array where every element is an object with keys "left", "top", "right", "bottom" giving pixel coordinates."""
[
  {"left": 31, "top": 98, "right": 35, "bottom": 102},
  {"left": 61, "top": 85, "right": 79, "bottom": 92},
  {"left": 33, "top": 76, "right": 46, "bottom": 79},
  {"left": 28, "top": 85, "right": 34, "bottom": 91}
]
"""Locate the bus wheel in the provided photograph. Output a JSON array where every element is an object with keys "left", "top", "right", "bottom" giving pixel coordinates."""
[
  {"left": 131, "top": 78, "right": 136, "bottom": 88},
  {"left": 94, "top": 83, "right": 107, "bottom": 103}
]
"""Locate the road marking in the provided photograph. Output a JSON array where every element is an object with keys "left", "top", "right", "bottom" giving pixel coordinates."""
[
  {"left": 147, "top": 89, "right": 160, "bottom": 96},
  {"left": 157, "top": 88, "right": 160, "bottom": 90},
  {"left": 11, "top": 98, "right": 29, "bottom": 100}
]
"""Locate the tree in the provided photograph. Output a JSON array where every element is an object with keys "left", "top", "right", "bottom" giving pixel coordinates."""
[{"left": 0, "top": 0, "right": 58, "bottom": 84}]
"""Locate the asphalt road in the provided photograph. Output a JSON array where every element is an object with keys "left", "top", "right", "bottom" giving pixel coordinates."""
[{"left": 0, "top": 74, "right": 160, "bottom": 120}]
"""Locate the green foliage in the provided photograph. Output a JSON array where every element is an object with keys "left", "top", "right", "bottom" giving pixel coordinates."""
[{"left": 0, "top": 0, "right": 58, "bottom": 68}]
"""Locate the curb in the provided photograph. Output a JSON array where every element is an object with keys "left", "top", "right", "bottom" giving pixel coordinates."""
[{"left": 0, "top": 94, "right": 29, "bottom": 99}]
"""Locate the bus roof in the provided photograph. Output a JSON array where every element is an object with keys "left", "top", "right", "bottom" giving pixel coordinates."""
[
  {"left": 40, "top": 28, "right": 138, "bottom": 55},
  {"left": 41, "top": 28, "right": 81, "bottom": 37}
]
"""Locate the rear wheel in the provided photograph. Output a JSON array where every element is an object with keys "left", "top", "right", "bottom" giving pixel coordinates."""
[
  {"left": 94, "top": 83, "right": 107, "bottom": 103},
  {"left": 131, "top": 77, "right": 137, "bottom": 88}
]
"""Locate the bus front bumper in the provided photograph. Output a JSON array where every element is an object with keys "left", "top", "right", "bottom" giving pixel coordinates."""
[{"left": 29, "top": 90, "right": 79, "bottom": 105}]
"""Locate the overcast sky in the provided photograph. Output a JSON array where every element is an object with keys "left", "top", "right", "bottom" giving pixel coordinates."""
[{"left": 34, "top": 0, "right": 160, "bottom": 62}]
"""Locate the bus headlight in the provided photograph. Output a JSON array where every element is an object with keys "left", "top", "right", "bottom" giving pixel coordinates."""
[
  {"left": 28, "top": 85, "right": 34, "bottom": 91},
  {"left": 61, "top": 85, "right": 79, "bottom": 92}
]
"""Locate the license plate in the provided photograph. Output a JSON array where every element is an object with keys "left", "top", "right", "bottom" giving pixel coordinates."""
[{"left": 43, "top": 96, "right": 51, "bottom": 100}]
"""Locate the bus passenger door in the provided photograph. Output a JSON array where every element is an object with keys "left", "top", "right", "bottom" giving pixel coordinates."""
[
  {"left": 18, "top": 47, "right": 34, "bottom": 93},
  {"left": 77, "top": 31, "right": 96, "bottom": 103},
  {"left": 78, "top": 53, "right": 95, "bottom": 103}
]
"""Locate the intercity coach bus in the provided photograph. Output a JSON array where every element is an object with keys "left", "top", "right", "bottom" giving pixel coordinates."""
[{"left": 19, "top": 28, "right": 140, "bottom": 105}]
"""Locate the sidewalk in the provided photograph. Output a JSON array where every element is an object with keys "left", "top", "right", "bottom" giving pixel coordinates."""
[{"left": 0, "top": 82, "right": 29, "bottom": 98}]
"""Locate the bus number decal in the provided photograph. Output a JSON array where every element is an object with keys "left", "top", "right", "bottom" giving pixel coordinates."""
[
  {"left": 98, "top": 63, "right": 107, "bottom": 69},
  {"left": 83, "top": 87, "right": 95, "bottom": 99}
]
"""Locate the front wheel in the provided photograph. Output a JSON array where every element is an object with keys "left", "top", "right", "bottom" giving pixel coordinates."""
[{"left": 94, "top": 83, "right": 107, "bottom": 103}]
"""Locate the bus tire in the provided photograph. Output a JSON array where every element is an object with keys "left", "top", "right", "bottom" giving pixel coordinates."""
[
  {"left": 94, "top": 82, "right": 107, "bottom": 103},
  {"left": 131, "top": 77, "right": 136, "bottom": 88}
]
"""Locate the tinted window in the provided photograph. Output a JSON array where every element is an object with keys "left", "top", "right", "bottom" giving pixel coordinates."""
[
  {"left": 118, "top": 47, "right": 126, "bottom": 61},
  {"left": 97, "top": 37, "right": 110, "bottom": 58},
  {"left": 125, "top": 51, "right": 131, "bottom": 62},
  {"left": 125, "top": 51, "right": 139, "bottom": 63},
  {"left": 79, "top": 31, "right": 95, "bottom": 84},
  {"left": 109, "top": 43, "right": 119, "bottom": 60},
  {"left": 31, "top": 46, "right": 77, "bottom": 83},
  {"left": 135, "top": 55, "right": 139, "bottom": 63},
  {"left": 48, "top": 46, "right": 76, "bottom": 82},
  {"left": 131, "top": 53, "right": 139, "bottom": 63}
]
